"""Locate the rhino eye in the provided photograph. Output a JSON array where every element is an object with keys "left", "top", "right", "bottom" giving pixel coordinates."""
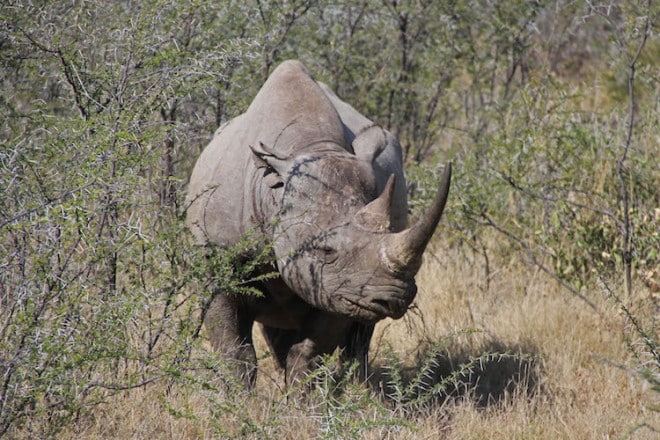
[{"left": 312, "top": 246, "right": 338, "bottom": 264}]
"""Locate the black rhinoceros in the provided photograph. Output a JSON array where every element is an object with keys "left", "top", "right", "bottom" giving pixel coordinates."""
[{"left": 186, "top": 60, "right": 451, "bottom": 387}]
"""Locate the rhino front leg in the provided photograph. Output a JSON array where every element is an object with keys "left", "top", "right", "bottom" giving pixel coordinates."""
[
  {"left": 260, "top": 324, "right": 298, "bottom": 370},
  {"left": 284, "top": 313, "right": 354, "bottom": 388},
  {"left": 342, "top": 322, "right": 375, "bottom": 382},
  {"left": 204, "top": 293, "right": 257, "bottom": 388},
  {"left": 259, "top": 327, "right": 325, "bottom": 387}
]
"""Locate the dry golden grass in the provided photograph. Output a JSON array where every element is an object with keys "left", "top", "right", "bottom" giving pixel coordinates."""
[{"left": 58, "top": 241, "right": 658, "bottom": 439}]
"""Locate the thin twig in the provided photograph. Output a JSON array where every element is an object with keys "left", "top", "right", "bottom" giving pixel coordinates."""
[
  {"left": 497, "top": 172, "right": 624, "bottom": 230},
  {"left": 480, "top": 212, "right": 601, "bottom": 314},
  {"left": 618, "top": 2, "right": 652, "bottom": 299},
  {"left": 0, "top": 183, "right": 94, "bottom": 229},
  {"left": 84, "top": 374, "right": 165, "bottom": 392}
]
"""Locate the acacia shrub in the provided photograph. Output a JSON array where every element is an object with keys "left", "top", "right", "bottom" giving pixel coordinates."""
[{"left": 0, "top": 0, "right": 270, "bottom": 435}]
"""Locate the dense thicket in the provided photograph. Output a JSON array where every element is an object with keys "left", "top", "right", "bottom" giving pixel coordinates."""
[{"left": 1, "top": 1, "right": 657, "bottom": 436}]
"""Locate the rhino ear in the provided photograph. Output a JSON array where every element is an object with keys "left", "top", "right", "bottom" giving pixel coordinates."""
[
  {"left": 250, "top": 142, "right": 290, "bottom": 188},
  {"left": 354, "top": 174, "right": 396, "bottom": 232},
  {"left": 352, "top": 125, "right": 387, "bottom": 163}
]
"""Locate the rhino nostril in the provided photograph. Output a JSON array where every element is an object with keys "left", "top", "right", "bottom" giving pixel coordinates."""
[
  {"left": 372, "top": 298, "right": 390, "bottom": 310},
  {"left": 371, "top": 298, "right": 408, "bottom": 317}
]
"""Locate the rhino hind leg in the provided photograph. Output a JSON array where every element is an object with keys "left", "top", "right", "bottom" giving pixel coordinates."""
[{"left": 204, "top": 293, "right": 257, "bottom": 388}]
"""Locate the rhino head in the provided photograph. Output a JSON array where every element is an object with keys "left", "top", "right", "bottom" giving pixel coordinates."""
[{"left": 251, "top": 141, "right": 451, "bottom": 323}]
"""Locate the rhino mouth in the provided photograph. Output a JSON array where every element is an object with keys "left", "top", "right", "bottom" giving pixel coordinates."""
[{"left": 340, "top": 292, "right": 412, "bottom": 322}]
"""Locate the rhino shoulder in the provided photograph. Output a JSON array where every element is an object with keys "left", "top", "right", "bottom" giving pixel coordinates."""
[{"left": 186, "top": 114, "right": 255, "bottom": 246}]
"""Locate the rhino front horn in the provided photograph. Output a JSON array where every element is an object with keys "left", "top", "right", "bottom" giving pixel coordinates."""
[{"left": 381, "top": 162, "right": 452, "bottom": 275}]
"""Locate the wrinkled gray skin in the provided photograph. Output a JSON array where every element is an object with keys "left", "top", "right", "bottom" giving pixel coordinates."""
[{"left": 187, "top": 60, "right": 451, "bottom": 388}]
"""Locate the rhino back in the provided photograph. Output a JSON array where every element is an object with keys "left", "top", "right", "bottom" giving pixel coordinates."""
[{"left": 244, "top": 60, "right": 348, "bottom": 157}]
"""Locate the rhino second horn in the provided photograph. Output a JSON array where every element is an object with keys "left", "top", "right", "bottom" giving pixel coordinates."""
[
  {"left": 354, "top": 174, "right": 396, "bottom": 232},
  {"left": 381, "top": 162, "right": 452, "bottom": 275}
]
